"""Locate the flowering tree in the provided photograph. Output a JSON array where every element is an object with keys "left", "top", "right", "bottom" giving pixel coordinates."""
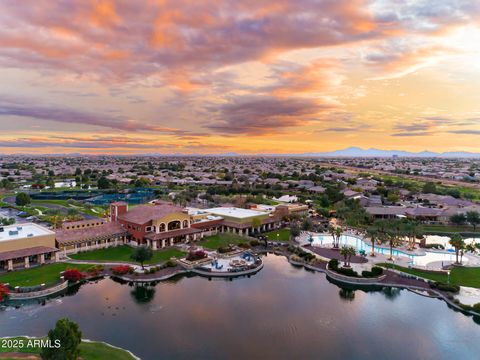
[
  {"left": 111, "top": 265, "right": 133, "bottom": 275},
  {"left": 63, "top": 269, "right": 85, "bottom": 282},
  {"left": 186, "top": 250, "right": 207, "bottom": 261},
  {"left": 0, "top": 283, "right": 9, "bottom": 302}
]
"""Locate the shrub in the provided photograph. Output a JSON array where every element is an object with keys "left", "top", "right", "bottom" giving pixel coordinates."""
[
  {"left": 217, "top": 246, "right": 234, "bottom": 254},
  {"left": 111, "top": 265, "right": 133, "bottom": 275},
  {"left": 431, "top": 282, "right": 460, "bottom": 293},
  {"left": 238, "top": 242, "right": 251, "bottom": 249},
  {"left": 328, "top": 258, "right": 339, "bottom": 270},
  {"left": 63, "top": 269, "right": 85, "bottom": 282},
  {"left": 336, "top": 267, "right": 358, "bottom": 277},
  {"left": 473, "top": 303, "right": 480, "bottom": 313},
  {"left": 86, "top": 265, "right": 104, "bottom": 276},
  {"left": 249, "top": 239, "right": 260, "bottom": 247},
  {"left": 362, "top": 266, "right": 384, "bottom": 278},
  {"left": 424, "top": 243, "right": 445, "bottom": 250},
  {"left": 186, "top": 250, "right": 207, "bottom": 261},
  {"left": 287, "top": 245, "right": 296, "bottom": 253},
  {"left": 290, "top": 255, "right": 303, "bottom": 263},
  {"left": 166, "top": 260, "right": 177, "bottom": 267}
]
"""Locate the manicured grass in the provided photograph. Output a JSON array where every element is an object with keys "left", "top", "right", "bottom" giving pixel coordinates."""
[
  {"left": 264, "top": 228, "right": 291, "bottom": 242},
  {"left": 0, "top": 337, "right": 135, "bottom": 360},
  {"left": 450, "top": 267, "right": 480, "bottom": 288},
  {"left": 69, "top": 245, "right": 185, "bottom": 265},
  {"left": 0, "top": 263, "right": 93, "bottom": 288},
  {"left": 31, "top": 199, "right": 70, "bottom": 206},
  {"left": 422, "top": 224, "right": 480, "bottom": 234},
  {"left": 199, "top": 233, "right": 249, "bottom": 249},
  {"left": 379, "top": 263, "right": 447, "bottom": 282},
  {"left": 379, "top": 263, "right": 480, "bottom": 288},
  {"left": 148, "top": 248, "right": 185, "bottom": 264}
]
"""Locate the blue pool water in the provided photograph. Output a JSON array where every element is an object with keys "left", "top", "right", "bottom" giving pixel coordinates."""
[{"left": 312, "top": 235, "right": 461, "bottom": 267}]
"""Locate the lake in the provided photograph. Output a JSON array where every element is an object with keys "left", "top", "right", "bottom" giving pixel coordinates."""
[{"left": 1, "top": 254, "right": 479, "bottom": 360}]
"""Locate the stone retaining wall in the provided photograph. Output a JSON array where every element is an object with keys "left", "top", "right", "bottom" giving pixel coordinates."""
[
  {"left": 8, "top": 280, "right": 68, "bottom": 300},
  {"left": 325, "top": 268, "right": 386, "bottom": 284}
]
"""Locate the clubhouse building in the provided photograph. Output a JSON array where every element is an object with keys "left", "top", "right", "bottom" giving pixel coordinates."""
[
  {"left": 55, "top": 201, "right": 288, "bottom": 255},
  {"left": 0, "top": 223, "right": 58, "bottom": 271},
  {"left": 2, "top": 200, "right": 292, "bottom": 268}
]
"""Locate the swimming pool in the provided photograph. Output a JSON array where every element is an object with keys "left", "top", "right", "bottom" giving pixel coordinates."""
[{"left": 311, "top": 234, "right": 464, "bottom": 267}]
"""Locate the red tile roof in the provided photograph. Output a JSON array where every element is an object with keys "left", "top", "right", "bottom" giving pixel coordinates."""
[
  {"left": 0, "top": 246, "right": 58, "bottom": 261},
  {"left": 118, "top": 204, "right": 186, "bottom": 225},
  {"left": 55, "top": 222, "right": 127, "bottom": 245}
]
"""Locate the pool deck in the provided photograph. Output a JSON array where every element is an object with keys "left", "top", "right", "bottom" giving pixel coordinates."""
[{"left": 304, "top": 245, "right": 368, "bottom": 264}]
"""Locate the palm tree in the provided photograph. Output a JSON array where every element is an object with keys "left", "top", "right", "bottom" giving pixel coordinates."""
[
  {"left": 449, "top": 233, "right": 465, "bottom": 265},
  {"left": 340, "top": 246, "right": 356, "bottom": 267},
  {"left": 334, "top": 227, "right": 343, "bottom": 248},
  {"left": 329, "top": 226, "right": 336, "bottom": 247},
  {"left": 346, "top": 246, "right": 356, "bottom": 267},
  {"left": 385, "top": 220, "right": 402, "bottom": 261},
  {"left": 402, "top": 221, "right": 419, "bottom": 251},
  {"left": 340, "top": 246, "right": 349, "bottom": 267},
  {"left": 366, "top": 226, "right": 378, "bottom": 257}
]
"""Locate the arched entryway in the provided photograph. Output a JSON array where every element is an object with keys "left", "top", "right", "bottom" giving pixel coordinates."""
[{"left": 168, "top": 220, "right": 181, "bottom": 231}]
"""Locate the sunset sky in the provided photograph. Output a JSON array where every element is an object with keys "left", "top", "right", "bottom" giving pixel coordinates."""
[{"left": 1, "top": 0, "right": 480, "bottom": 155}]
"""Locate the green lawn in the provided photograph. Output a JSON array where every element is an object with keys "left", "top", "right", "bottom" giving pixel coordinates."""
[
  {"left": 0, "top": 263, "right": 93, "bottom": 288},
  {"left": 69, "top": 245, "right": 185, "bottom": 265},
  {"left": 264, "top": 228, "right": 291, "bottom": 242},
  {"left": 0, "top": 337, "right": 135, "bottom": 360},
  {"left": 379, "top": 263, "right": 480, "bottom": 288},
  {"left": 198, "top": 233, "right": 249, "bottom": 249},
  {"left": 31, "top": 199, "right": 70, "bottom": 206},
  {"left": 422, "top": 224, "right": 480, "bottom": 234}
]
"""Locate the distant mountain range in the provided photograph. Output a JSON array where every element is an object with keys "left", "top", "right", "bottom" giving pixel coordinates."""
[
  {"left": 209, "top": 147, "right": 480, "bottom": 158},
  {"left": 296, "top": 147, "right": 480, "bottom": 158},
  {"left": 4, "top": 147, "right": 480, "bottom": 158}
]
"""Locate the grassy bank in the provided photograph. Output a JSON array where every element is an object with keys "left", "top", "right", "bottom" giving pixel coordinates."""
[
  {"left": 69, "top": 245, "right": 185, "bottom": 265},
  {"left": 379, "top": 263, "right": 480, "bottom": 288},
  {"left": 422, "top": 224, "right": 480, "bottom": 235},
  {"left": 199, "top": 233, "right": 249, "bottom": 249},
  {"left": 0, "top": 263, "right": 94, "bottom": 288},
  {"left": 0, "top": 337, "right": 135, "bottom": 360},
  {"left": 264, "top": 228, "right": 291, "bottom": 242}
]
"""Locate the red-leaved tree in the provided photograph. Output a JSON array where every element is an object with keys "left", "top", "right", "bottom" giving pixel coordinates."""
[
  {"left": 0, "top": 283, "right": 9, "bottom": 302},
  {"left": 63, "top": 269, "right": 85, "bottom": 282},
  {"left": 111, "top": 265, "right": 133, "bottom": 275}
]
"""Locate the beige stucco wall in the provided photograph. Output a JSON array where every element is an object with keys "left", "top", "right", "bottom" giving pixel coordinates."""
[
  {"left": 0, "top": 233, "right": 56, "bottom": 253},
  {"left": 151, "top": 212, "right": 191, "bottom": 228},
  {"left": 222, "top": 214, "right": 268, "bottom": 224}
]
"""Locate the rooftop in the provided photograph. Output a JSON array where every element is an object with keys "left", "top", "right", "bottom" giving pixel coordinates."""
[
  {"left": 118, "top": 203, "right": 186, "bottom": 224},
  {"left": 0, "top": 223, "right": 54, "bottom": 243},
  {"left": 205, "top": 207, "right": 267, "bottom": 219},
  {"left": 55, "top": 222, "right": 127, "bottom": 245}
]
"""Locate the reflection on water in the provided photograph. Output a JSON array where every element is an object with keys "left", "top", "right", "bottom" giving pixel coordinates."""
[
  {"left": 339, "top": 288, "right": 355, "bottom": 302},
  {"left": 1, "top": 255, "right": 480, "bottom": 360},
  {"left": 131, "top": 285, "right": 156, "bottom": 304}
]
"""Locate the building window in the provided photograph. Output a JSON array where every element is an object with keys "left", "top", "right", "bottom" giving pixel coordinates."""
[
  {"left": 159, "top": 223, "right": 166, "bottom": 232},
  {"left": 182, "top": 220, "right": 189, "bottom": 228},
  {"left": 168, "top": 220, "right": 181, "bottom": 231}
]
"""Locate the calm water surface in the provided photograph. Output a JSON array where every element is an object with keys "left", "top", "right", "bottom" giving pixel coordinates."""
[{"left": 1, "top": 255, "right": 479, "bottom": 360}]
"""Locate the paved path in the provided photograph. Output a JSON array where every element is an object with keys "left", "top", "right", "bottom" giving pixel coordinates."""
[{"left": 305, "top": 245, "right": 368, "bottom": 264}]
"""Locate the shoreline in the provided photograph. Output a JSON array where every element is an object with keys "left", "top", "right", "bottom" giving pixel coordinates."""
[{"left": 2, "top": 247, "right": 480, "bottom": 320}]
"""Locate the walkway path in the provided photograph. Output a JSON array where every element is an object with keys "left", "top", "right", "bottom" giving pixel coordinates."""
[{"left": 304, "top": 245, "right": 368, "bottom": 264}]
